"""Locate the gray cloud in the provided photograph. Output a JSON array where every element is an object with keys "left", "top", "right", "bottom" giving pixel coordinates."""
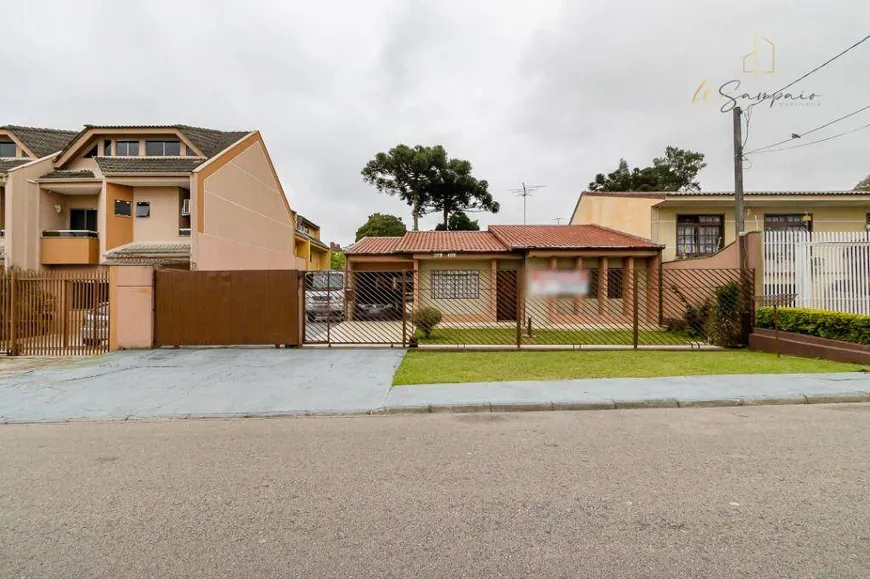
[{"left": 2, "top": 0, "right": 868, "bottom": 245}]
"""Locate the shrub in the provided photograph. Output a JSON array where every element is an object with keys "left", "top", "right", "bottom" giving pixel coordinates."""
[
  {"left": 412, "top": 306, "right": 442, "bottom": 338},
  {"left": 756, "top": 307, "right": 870, "bottom": 345},
  {"left": 705, "top": 281, "right": 744, "bottom": 347},
  {"left": 669, "top": 284, "right": 711, "bottom": 340}
]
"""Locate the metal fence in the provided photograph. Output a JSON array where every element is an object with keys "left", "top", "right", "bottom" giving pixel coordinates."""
[
  {"left": 764, "top": 230, "right": 870, "bottom": 315},
  {"left": 0, "top": 268, "right": 110, "bottom": 356},
  {"left": 303, "top": 268, "right": 753, "bottom": 348}
]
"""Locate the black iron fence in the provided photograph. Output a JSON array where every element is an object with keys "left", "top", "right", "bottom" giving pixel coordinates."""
[{"left": 302, "top": 268, "right": 753, "bottom": 348}]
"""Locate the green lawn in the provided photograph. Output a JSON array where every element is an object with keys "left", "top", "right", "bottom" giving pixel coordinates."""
[
  {"left": 417, "top": 328, "right": 690, "bottom": 346},
  {"left": 393, "top": 350, "right": 868, "bottom": 386}
]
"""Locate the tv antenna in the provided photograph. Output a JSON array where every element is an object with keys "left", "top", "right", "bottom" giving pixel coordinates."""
[
  {"left": 507, "top": 181, "right": 546, "bottom": 224},
  {"left": 552, "top": 217, "right": 565, "bottom": 225}
]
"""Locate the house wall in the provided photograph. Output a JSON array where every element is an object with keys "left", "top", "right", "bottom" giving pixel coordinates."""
[
  {"left": 109, "top": 265, "right": 154, "bottom": 350},
  {"left": 571, "top": 195, "right": 661, "bottom": 239},
  {"left": 133, "top": 186, "right": 183, "bottom": 242},
  {"left": 5, "top": 156, "right": 55, "bottom": 270},
  {"left": 194, "top": 133, "right": 298, "bottom": 271},
  {"left": 105, "top": 183, "right": 134, "bottom": 253},
  {"left": 654, "top": 203, "right": 870, "bottom": 262},
  {"left": 417, "top": 258, "right": 495, "bottom": 323}
]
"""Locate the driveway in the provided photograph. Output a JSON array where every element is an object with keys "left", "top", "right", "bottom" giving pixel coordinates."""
[{"left": 0, "top": 348, "right": 405, "bottom": 423}]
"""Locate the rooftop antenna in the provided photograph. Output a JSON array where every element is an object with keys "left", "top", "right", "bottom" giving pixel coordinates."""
[
  {"left": 507, "top": 181, "right": 546, "bottom": 224},
  {"left": 552, "top": 217, "right": 565, "bottom": 225}
]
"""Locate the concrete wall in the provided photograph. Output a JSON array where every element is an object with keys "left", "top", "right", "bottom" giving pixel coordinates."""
[
  {"left": 133, "top": 186, "right": 183, "bottom": 242},
  {"left": 109, "top": 265, "right": 154, "bottom": 350},
  {"left": 571, "top": 194, "right": 661, "bottom": 239},
  {"left": 193, "top": 133, "right": 298, "bottom": 271},
  {"left": 5, "top": 156, "right": 55, "bottom": 270},
  {"left": 654, "top": 204, "right": 870, "bottom": 262},
  {"left": 417, "top": 258, "right": 495, "bottom": 323}
]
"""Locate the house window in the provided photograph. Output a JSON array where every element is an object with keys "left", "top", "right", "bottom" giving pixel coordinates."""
[
  {"left": 135, "top": 201, "right": 151, "bottom": 218},
  {"left": 0, "top": 142, "right": 16, "bottom": 157},
  {"left": 186, "top": 145, "right": 199, "bottom": 156},
  {"left": 765, "top": 214, "right": 812, "bottom": 232},
  {"left": 103, "top": 139, "right": 112, "bottom": 156},
  {"left": 116, "top": 140, "right": 139, "bottom": 156},
  {"left": 607, "top": 269, "right": 624, "bottom": 299},
  {"left": 145, "top": 140, "right": 181, "bottom": 156},
  {"left": 866, "top": 214, "right": 870, "bottom": 232},
  {"left": 431, "top": 270, "right": 479, "bottom": 299},
  {"left": 588, "top": 269, "right": 599, "bottom": 297},
  {"left": 677, "top": 215, "right": 724, "bottom": 257},
  {"left": 114, "top": 199, "right": 132, "bottom": 217},
  {"left": 70, "top": 208, "right": 97, "bottom": 232}
]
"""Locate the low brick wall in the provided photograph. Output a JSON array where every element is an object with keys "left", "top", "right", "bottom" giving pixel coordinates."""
[{"left": 749, "top": 327, "right": 870, "bottom": 365}]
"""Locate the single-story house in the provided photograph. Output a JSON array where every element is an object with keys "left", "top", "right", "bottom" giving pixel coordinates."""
[{"left": 345, "top": 225, "right": 664, "bottom": 326}]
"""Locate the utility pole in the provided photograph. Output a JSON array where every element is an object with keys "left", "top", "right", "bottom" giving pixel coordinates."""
[{"left": 733, "top": 106, "right": 750, "bottom": 341}]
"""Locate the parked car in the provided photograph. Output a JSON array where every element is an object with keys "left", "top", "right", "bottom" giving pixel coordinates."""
[
  {"left": 305, "top": 272, "right": 345, "bottom": 322},
  {"left": 355, "top": 301, "right": 399, "bottom": 320},
  {"left": 81, "top": 303, "right": 109, "bottom": 346}
]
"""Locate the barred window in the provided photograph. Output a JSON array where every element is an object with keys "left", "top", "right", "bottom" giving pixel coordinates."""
[
  {"left": 431, "top": 270, "right": 479, "bottom": 299},
  {"left": 677, "top": 215, "right": 723, "bottom": 257}
]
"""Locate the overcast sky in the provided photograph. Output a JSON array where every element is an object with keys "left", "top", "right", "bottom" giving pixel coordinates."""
[{"left": 3, "top": 0, "right": 868, "bottom": 245}]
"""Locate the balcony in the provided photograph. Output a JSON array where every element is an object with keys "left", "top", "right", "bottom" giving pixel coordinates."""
[{"left": 41, "top": 230, "right": 100, "bottom": 265}]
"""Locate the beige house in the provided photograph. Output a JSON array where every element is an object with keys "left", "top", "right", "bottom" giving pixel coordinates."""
[
  {"left": 346, "top": 225, "right": 663, "bottom": 325},
  {"left": 572, "top": 190, "right": 870, "bottom": 262},
  {"left": 1, "top": 124, "right": 305, "bottom": 271},
  {"left": 294, "top": 214, "right": 331, "bottom": 271}
]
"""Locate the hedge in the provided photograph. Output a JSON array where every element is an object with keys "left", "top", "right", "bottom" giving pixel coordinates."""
[{"left": 756, "top": 307, "right": 870, "bottom": 346}]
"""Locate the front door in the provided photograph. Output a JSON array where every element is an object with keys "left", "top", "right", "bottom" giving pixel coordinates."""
[{"left": 496, "top": 270, "right": 518, "bottom": 321}]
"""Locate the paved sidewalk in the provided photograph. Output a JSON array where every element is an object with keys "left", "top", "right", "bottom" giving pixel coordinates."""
[
  {"left": 0, "top": 348, "right": 403, "bottom": 423},
  {"left": 385, "top": 372, "right": 870, "bottom": 412}
]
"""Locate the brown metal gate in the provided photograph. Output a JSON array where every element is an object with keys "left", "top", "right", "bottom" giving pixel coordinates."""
[{"left": 154, "top": 269, "right": 300, "bottom": 347}]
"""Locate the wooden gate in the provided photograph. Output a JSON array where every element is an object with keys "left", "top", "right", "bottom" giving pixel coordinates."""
[
  {"left": 0, "top": 269, "right": 110, "bottom": 356},
  {"left": 153, "top": 269, "right": 300, "bottom": 347}
]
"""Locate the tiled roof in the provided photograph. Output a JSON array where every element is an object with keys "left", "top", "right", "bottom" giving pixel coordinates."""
[
  {"left": 490, "top": 224, "right": 660, "bottom": 249},
  {"left": 346, "top": 237, "right": 405, "bottom": 254},
  {"left": 41, "top": 170, "right": 96, "bottom": 180},
  {"left": 0, "top": 159, "right": 30, "bottom": 174},
  {"left": 296, "top": 229, "right": 329, "bottom": 250},
  {"left": 95, "top": 157, "right": 205, "bottom": 174},
  {"left": 175, "top": 125, "right": 250, "bottom": 158},
  {"left": 1, "top": 126, "right": 78, "bottom": 157},
  {"left": 104, "top": 242, "right": 191, "bottom": 264},
  {"left": 398, "top": 231, "right": 508, "bottom": 253}
]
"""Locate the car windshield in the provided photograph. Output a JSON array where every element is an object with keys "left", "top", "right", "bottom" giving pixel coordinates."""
[{"left": 307, "top": 273, "right": 344, "bottom": 291}]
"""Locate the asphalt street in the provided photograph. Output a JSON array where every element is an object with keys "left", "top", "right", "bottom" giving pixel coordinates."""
[{"left": 1, "top": 405, "right": 869, "bottom": 578}]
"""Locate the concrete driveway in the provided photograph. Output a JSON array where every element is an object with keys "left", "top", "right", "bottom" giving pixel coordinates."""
[{"left": 0, "top": 348, "right": 405, "bottom": 423}]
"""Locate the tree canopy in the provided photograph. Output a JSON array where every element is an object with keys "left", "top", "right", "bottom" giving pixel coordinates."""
[
  {"left": 355, "top": 213, "right": 407, "bottom": 242},
  {"left": 434, "top": 211, "right": 480, "bottom": 231},
  {"left": 588, "top": 146, "right": 707, "bottom": 192},
  {"left": 330, "top": 251, "right": 345, "bottom": 270},
  {"left": 854, "top": 175, "right": 870, "bottom": 191},
  {"left": 361, "top": 145, "right": 446, "bottom": 231},
  {"left": 361, "top": 144, "right": 498, "bottom": 230}
]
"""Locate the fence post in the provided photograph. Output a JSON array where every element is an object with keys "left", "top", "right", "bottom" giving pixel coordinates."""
[
  {"left": 515, "top": 269, "right": 522, "bottom": 348},
  {"left": 9, "top": 269, "right": 18, "bottom": 356},
  {"left": 632, "top": 269, "right": 639, "bottom": 349},
  {"left": 326, "top": 272, "right": 331, "bottom": 347},
  {"left": 657, "top": 262, "right": 664, "bottom": 326},
  {"left": 401, "top": 270, "right": 407, "bottom": 347},
  {"left": 773, "top": 301, "right": 780, "bottom": 359}
]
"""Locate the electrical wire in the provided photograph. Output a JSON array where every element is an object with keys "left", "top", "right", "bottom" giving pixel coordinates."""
[
  {"left": 744, "top": 102, "right": 870, "bottom": 155},
  {"left": 745, "top": 33, "right": 870, "bottom": 111},
  {"left": 748, "top": 121, "right": 870, "bottom": 154}
]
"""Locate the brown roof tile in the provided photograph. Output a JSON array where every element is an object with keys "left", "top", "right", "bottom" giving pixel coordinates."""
[
  {"left": 397, "top": 231, "right": 507, "bottom": 253},
  {"left": 1, "top": 126, "right": 79, "bottom": 157},
  {"left": 489, "top": 224, "right": 660, "bottom": 249},
  {"left": 346, "top": 237, "right": 405, "bottom": 254}
]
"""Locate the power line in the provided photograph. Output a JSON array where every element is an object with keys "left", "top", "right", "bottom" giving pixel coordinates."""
[
  {"left": 745, "top": 102, "right": 870, "bottom": 155},
  {"left": 749, "top": 120, "right": 870, "bottom": 154},
  {"left": 746, "top": 33, "right": 870, "bottom": 111}
]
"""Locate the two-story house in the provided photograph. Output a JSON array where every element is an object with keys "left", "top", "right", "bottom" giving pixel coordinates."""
[
  {"left": 571, "top": 190, "right": 870, "bottom": 262},
  {"left": 293, "top": 214, "right": 330, "bottom": 271},
  {"left": 2, "top": 124, "right": 306, "bottom": 271}
]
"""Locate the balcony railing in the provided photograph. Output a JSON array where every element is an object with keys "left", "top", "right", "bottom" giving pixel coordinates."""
[
  {"left": 41, "top": 231, "right": 100, "bottom": 265},
  {"left": 42, "top": 229, "right": 98, "bottom": 238}
]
